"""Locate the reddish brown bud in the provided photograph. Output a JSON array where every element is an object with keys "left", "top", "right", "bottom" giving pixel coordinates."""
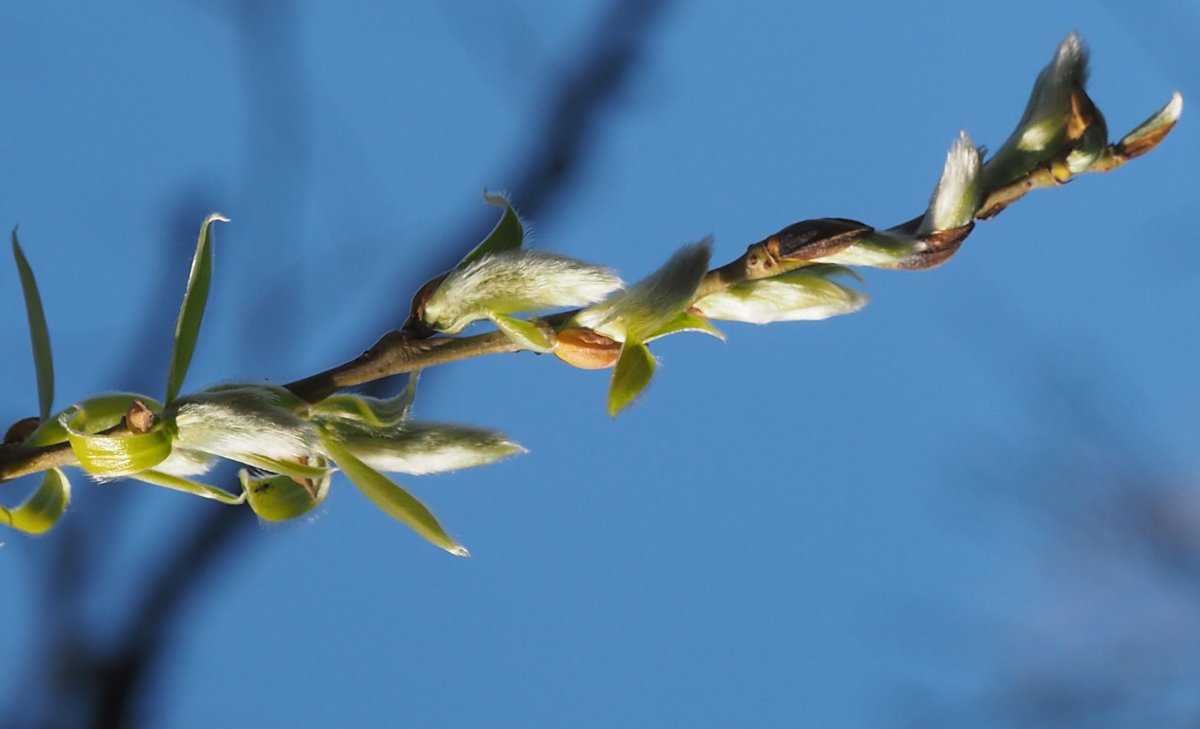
[
  {"left": 3, "top": 416, "right": 40, "bottom": 445},
  {"left": 402, "top": 271, "right": 450, "bottom": 339},
  {"left": 553, "top": 327, "right": 622, "bottom": 370}
]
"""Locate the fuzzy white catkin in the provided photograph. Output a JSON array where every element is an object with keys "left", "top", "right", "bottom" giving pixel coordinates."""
[
  {"left": 693, "top": 270, "right": 867, "bottom": 324},
  {"left": 919, "top": 131, "right": 982, "bottom": 234},
  {"left": 168, "top": 387, "right": 316, "bottom": 463},
  {"left": 319, "top": 419, "right": 526, "bottom": 475},
  {"left": 154, "top": 447, "right": 216, "bottom": 477},
  {"left": 423, "top": 250, "right": 623, "bottom": 333}
]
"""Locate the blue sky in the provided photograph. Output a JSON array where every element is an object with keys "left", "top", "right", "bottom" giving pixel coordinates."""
[{"left": 1, "top": 2, "right": 1197, "bottom": 727}]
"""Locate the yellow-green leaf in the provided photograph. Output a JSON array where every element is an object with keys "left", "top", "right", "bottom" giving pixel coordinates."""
[
  {"left": 456, "top": 190, "right": 525, "bottom": 269},
  {"left": 241, "top": 469, "right": 329, "bottom": 521},
  {"left": 607, "top": 340, "right": 656, "bottom": 417},
  {"left": 0, "top": 469, "right": 70, "bottom": 534},
  {"left": 12, "top": 229, "right": 54, "bottom": 421},
  {"left": 309, "top": 374, "right": 418, "bottom": 428},
  {"left": 166, "top": 213, "right": 228, "bottom": 403},
  {"left": 644, "top": 311, "right": 725, "bottom": 343},
  {"left": 61, "top": 401, "right": 171, "bottom": 477},
  {"left": 131, "top": 470, "right": 245, "bottom": 505},
  {"left": 489, "top": 313, "right": 552, "bottom": 352},
  {"left": 321, "top": 434, "right": 468, "bottom": 556},
  {"left": 233, "top": 453, "right": 332, "bottom": 481}
]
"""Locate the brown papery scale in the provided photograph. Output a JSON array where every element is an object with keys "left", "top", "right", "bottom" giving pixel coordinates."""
[
  {"left": 553, "top": 327, "right": 622, "bottom": 370},
  {"left": 125, "top": 400, "right": 156, "bottom": 435},
  {"left": 894, "top": 223, "right": 975, "bottom": 270}
]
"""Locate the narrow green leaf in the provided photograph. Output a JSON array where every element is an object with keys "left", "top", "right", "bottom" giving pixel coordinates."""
[
  {"left": 489, "top": 313, "right": 552, "bottom": 353},
  {"left": 0, "top": 469, "right": 70, "bottom": 534},
  {"left": 309, "top": 376, "right": 419, "bottom": 428},
  {"left": 12, "top": 229, "right": 54, "bottom": 420},
  {"left": 232, "top": 453, "right": 332, "bottom": 481},
  {"left": 645, "top": 311, "right": 725, "bottom": 343},
  {"left": 321, "top": 434, "right": 468, "bottom": 556},
  {"left": 130, "top": 470, "right": 245, "bottom": 505},
  {"left": 607, "top": 340, "right": 656, "bottom": 417},
  {"left": 240, "top": 469, "right": 329, "bottom": 521},
  {"left": 165, "top": 213, "right": 228, "bottom": 403},
  {"left": 455, "top": 190, "right": 525, "bottom": 269}
]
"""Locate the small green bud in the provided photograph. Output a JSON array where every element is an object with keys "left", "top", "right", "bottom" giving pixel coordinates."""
[{"left": 241, "top": 463, "right": 331, "bottom": 522}]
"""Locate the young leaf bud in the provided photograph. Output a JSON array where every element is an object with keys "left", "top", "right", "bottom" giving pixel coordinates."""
[
  {"left": 918, "top": 132, "right": 982, "bottom": 235},
  {"left": 574, "top": 240, "right": 711, "bottom": 342}
]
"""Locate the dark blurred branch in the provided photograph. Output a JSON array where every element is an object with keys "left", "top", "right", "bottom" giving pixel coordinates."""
[{"left": 370, "top": 0, "right": 672, "bottom": 327}]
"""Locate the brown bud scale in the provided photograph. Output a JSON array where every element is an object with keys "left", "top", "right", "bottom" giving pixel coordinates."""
[
  {"left": 125, "top": 400, "right": 156, "bottom": 434},
  {"left": 553, "top": 327, "right": 621, "bottom": 370}
]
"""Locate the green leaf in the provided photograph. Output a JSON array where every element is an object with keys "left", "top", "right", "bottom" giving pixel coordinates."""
[
  {"left": 241, "top": 469, "right": 330, "bottom": 522},
  {"left": 165, "top": 213, "right": 228, "bottom": 403},
  {"left": 0, "top": 469, "right": 70, "bottom": 534},
  {"left": 489, "top": 313, "right": 552, "bottom": 353},
  {"left": 644, "top": 311, "right": 725, "bottom": 343},
  {"left": 321, "top": 434, "right": 468, "bottom": 556},
  {"left": 130, "top": 470, "right": 245, "bottom": 505},
  {"left": 309, "top": 379, "right": 418, "bottom": 428},
  {"left": 607, "top": 340, "right": 656, "bottom": 417},
  {"left": 11, "top": 229, "right": 55, "bottom": 421},
  {"left": 455, "top": 190, "right": 525, "bottom": 269},
  {"left": 61, "top": 400, "right": 172, "bottom": 477},
  {"left": 231, "top": 453, "right": 332, "bottom": 481}
]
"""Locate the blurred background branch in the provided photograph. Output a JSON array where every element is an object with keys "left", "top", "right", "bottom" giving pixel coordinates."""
[{"left": 5, "top": 1, "right": 669, "bottom": 727}]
